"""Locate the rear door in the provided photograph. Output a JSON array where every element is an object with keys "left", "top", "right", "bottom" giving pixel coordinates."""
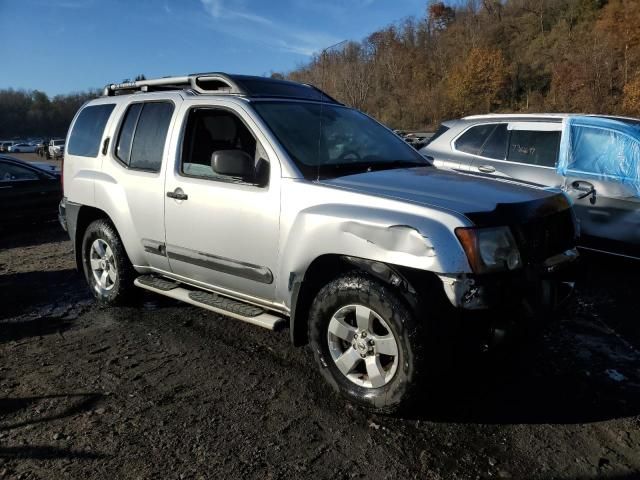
[
  {"left": 442, "top": 122, "right": 500, "bottom": 171},
  {"left": 100, "top": 99, "right": 178, "bottom": 271},
  {"left": 469, "top": 121, "right": 564, "bottom": 187}
]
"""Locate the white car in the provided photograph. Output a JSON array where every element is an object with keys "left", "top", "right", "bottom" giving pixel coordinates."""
[{"left": 8, "top": 143, "right": 38, "bottom": 153}]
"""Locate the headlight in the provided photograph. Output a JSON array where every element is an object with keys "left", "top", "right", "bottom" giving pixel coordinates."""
[{"left": 455, "top": 226, "right": 522, "bottom": 273}]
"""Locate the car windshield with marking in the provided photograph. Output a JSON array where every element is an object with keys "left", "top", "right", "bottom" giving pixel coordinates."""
[{"left": 253, "top": 101, "right": 429, "bottom": 179}]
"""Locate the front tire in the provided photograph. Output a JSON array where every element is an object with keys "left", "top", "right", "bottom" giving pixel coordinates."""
[
  {"left": 308, "top": 273, "right": 425, "bottom": 413},
  {"left": 81, "top": 219, "right": 137, "bottom": 304}
]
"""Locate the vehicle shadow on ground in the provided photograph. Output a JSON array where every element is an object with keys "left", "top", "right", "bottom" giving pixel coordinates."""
[
  {"left": 0, "top": 269, "right": 84, "bottom": 321},
  {"left": 410, "top": 253, "right": 640, "bottom": 426},
  {"left": 417, "top": 341, "right": 640, "bottom": 426},
  {"left": 0, "top": 221, "right": 66, "bottom": 249},
  {"left": 0, "top": 393, "right": 103, "bottom": 432},
  {"left": 0, "top": 394, "right": 108, "bottom": 461},
  {"left": 0, "top": 446, "right": 106, "bottom": 461},
  {"left": 0, "top": 315, "right": 74, "bottom": 344}
]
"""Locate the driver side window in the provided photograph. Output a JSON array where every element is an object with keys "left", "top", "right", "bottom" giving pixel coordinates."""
[{"left": 180, "top": 108, "right": 269, "bottom": 185}]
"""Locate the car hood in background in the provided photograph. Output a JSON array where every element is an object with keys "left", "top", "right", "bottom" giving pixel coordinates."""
[{"left": 320, "top": 167, "right": 571, "bottom": 226}]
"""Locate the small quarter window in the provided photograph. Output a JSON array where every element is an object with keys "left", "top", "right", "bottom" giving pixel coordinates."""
[
  {"left": 423, "top": 124, "right": 450, "bottom": 147},
  {"left": 67, "top": 104, "right": 115, "bottom": 157}
]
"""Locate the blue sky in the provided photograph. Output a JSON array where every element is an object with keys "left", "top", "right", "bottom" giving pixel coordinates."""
[{"left": 0, "top": 0, "right": 426, "bottom": 96}]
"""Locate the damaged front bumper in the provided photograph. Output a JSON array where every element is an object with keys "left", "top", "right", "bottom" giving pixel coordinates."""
[{"left": 438, "top": 247, "right": 580, "bottom": 311}]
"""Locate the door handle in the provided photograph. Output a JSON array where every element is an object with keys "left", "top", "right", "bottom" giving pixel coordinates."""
[
  {"left": 166, "top": 188, "right": 188, "bottom": 201},
  {"left": 570, "top": 180, "right": 596, "bottom": 204},
  {"left": 102, "top": 137, "right": 110, "bottom": 155},
  {"left": 477, "top": 165, "right": 495, "bottom": 173}
]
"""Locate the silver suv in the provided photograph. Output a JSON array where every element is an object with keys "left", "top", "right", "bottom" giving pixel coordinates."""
[
  {"left": 59, "top": 73, "right": 578, "bottom": 412},
  {"left": 421, "top": 114, "right": 640, "bottom": 259}
]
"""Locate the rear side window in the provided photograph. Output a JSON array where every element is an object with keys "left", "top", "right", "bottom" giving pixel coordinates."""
[
  {"left": 454, "top": 124, "right": 496, "bottom": 155},
  {"left": 67, "top": 104, "right": 115, "bottom": 157},
  {"left": 115, "top": 102, "right": 174, "bottom": 172},
  {"left": 507, "top": 130, "right": 560, "bottom": 167}
]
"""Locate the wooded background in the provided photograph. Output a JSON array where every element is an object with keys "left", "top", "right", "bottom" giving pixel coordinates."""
[
  {"left": 2, "top": 0, "right": 639, "bottom": 137},
  {"left": 284, "top": 0, "right": 640, "bottom": 129}
]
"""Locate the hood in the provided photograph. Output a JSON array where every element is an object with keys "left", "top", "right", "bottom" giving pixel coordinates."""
[{"left": 320, "top": 167, "right": 571, "bottom": 226}]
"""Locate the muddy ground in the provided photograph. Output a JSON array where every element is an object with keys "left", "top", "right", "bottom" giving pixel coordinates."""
[{"left": 1, "top": 223, "right": 639, "bottom": 479}]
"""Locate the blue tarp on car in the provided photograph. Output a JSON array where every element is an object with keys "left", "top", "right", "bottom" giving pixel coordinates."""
[{"left": 558, "top": 115, "right": 640, "bottom": 197}]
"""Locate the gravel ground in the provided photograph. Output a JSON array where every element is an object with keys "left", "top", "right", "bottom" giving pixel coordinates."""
[{"left": 1, "top": 224, "right": 639, "bottom": 479}]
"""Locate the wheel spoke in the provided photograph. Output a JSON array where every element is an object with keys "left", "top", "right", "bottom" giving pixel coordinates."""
[
  {"left": 100, "top": 270, "right": 109, "bottom": 287},
  {"left": 365, "top": 355, "right": 386, "bottom": 388},
  {"left": 107, "top": 268, "right": 117, "bottom": 283},
  {"left": 373, "top": 334, "right": 398, "bottom": 356},
  {"left": 93, "top": 240, "right": 106, "bottom": 258},
  {"left": 328, "top": 316, "right": 356, "bottom": 342},
  {"left": 354, "top": 305, "right": 372, "bottom": 331},
  {"left": 90, "top": 258, "right": 101, "bottom": 271},
  {"left": 105, "top": 245, "right": 114, "bottom": 262},
  {"left": 334, "top": 348, "right": 361, "bottom": 376}
]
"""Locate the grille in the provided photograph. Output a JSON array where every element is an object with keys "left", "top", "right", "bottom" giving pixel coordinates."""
[{"left": 512, "top": 208, "right": 576, "bottom": 264}]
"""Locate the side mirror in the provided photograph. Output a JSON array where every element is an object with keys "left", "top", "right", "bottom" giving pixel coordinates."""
[{"left": 211, "top": 150, "right": 254, "bottom": 178}]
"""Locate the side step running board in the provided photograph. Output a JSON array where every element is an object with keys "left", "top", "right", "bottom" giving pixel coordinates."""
[{"left": 134, "top": 275, "right": 286, "bottom": 331}]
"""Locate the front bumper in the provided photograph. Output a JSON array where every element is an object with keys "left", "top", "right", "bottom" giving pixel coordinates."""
[
  {"left": 58, "top": 197, "right": 67, "bottom": 232},
  {"left": 438, "top": 247, "right": 580, "bottom": 311},
  {"left": 437, "top": 248, "right": 580, "bottom": 351}
]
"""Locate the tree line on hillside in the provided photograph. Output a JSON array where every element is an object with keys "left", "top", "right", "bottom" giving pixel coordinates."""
[
  {"left": 282, "top": 0, "right": 640, "bottom": 130},
  {"left": 0, "top": 89, "right": 99, "bottom": 139},
  {"left": 0, "top": 76, "right": 145, "bottom": 139}
]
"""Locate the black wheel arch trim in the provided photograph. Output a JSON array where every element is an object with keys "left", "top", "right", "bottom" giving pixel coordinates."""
[{"left": 289, "top": 255, "right": 430, "bottom": 347}]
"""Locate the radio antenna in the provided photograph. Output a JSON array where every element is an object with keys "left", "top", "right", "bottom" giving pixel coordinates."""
[{"left": 316, "top": 40, "right": 347, "bottom": 181}]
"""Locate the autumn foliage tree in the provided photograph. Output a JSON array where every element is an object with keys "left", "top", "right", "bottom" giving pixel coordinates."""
[
  {"left": 446, "top": 48, "right": 507, "bottom": 116},
  {"left": 284, "top": 0, "right": 640, "bottom": 130}
]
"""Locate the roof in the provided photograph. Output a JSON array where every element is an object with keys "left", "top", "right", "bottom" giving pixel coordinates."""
[
  {"left": 461, "top": 113, "right": 640, "bottom": 123},
  {"left": 103, "top": 72, "right": 340, "bottom": 104}
]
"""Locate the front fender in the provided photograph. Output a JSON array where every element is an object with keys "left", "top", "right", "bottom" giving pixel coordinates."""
[{"left": 277, "top": 203, "right": 471, "bottom": 307}]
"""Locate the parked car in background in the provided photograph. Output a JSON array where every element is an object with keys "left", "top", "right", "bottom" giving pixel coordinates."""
[
  {"left": 421, "top": 114, "right": 640, "bottom": 259},
  {"left": 8, "top": 142, "right": 38, "bottom": 153},
  {"left": 0, "top": 155, "right": 62, "bottom": 226},
  {"left": 0, "top": 141, "right": 17, "bottom": 152},
  {"left": 59, "top": 73, "right": 578, "bottom": 412},
  {"left": 48, "top": 139, "right": 65, "bottom": 159}
]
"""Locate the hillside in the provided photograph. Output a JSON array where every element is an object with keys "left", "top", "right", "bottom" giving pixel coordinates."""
[{"left": 285, "top": 0, "right": 640, "bottom": 129}]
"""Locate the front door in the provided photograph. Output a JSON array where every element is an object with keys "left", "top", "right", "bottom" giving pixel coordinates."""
[
  {"left": 560, "top": 118, "right": 640, "bottom": 258},
  {"left": 164, "top": 103, "right": 281, "bottom": 302}
]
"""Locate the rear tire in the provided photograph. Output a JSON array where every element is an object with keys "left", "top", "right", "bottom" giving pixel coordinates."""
[
  {"left": 81, "top": 219, "right": 137, "bottom": 305},
  {"left": 308, "top": 273, "right": 425, "bottom": 413}
]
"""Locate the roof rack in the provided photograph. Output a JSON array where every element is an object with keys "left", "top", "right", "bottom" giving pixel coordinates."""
[
  {"left": 103, "top": 73, "right": 245, "bottom": 96},
  {"left": 102, "top": 72, "right": 340, "bottom": 104},
  {"left": 462, "top": 113, "right": 570, "bottom": 120}
]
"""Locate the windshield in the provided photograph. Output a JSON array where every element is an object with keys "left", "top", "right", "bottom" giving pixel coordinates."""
[{"left": 253, "top": 101, "right": 429, "bottom": 179}]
